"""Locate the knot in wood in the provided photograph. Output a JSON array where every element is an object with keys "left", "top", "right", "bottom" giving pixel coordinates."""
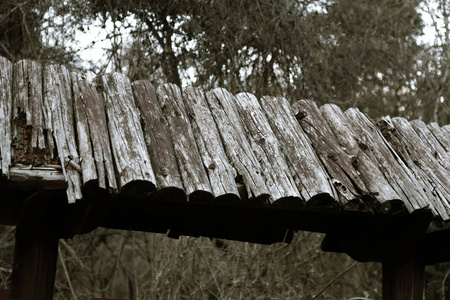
[
  {"left": 208, "top": 162, "right": 217, "bottom": 170},
  {"left": 160, "top": 167, "right": 169, "bottom": 177},
  {"left": 295, "top": 111, "right": 308, "bottom": 120},
  {"left": 327, "top": 152, "right": 337, "bottom": 161},
  {"left": 358, "top": 142, "right": 368, "bottom": 150}
]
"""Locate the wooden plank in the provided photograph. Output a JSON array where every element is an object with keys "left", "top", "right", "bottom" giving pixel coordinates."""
[
  {"left": 43, "top": 64, "right": 82, "bottom": 203},
  {"left": 156, "top": 84, "right": 213, "bottom": 202},
  {"left": 387, "top": 117, "right": 450, "bottom": 220},
  {"left": 443, "top": 125, "right": 450, "bottom": 141},
  {"left": 411, "top": 120, "right": 450, "bottom": 174},
  {"left": 0, "top": 57, "right": 13, "bottom": 177},
  {"left": 319, "top": 104, "right": 401, "bottom": 206},
  {"left": 233, "top": 92, "right": 300, "bottom": 207},
  {"left": 6, "top": 165, "right": 66, "bottom": 190},
  {"left": 206, "top": 88, "right": 270, "bottom": 203},
  {"left": 101, "top": 73, "right": 156, "bottom": 196},
  {"left": 345, "top": 109, "right": 429, "bottom": 213},
  {"left": 292, "top": 100, "right": 366, "bottom": 209},
  {"left": 131, "top": 80, "right": 185, "bottom": 202},
  {"left": 428, "top": 122, "right": 450, "bottom": 154},
  {"left": 183, "top": 86, "right": 239, "bottom": 203},
  {"left": 72, "top": 72, "right": 117, "bottom": 191},
  {"left": 12, "top": 60, "right": 55, "bottom": 167},
  {"left": 259, "top": 96, "right": 335, "bottom": 203}
]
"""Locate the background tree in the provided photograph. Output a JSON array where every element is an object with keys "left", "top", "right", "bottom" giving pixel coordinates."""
[{"left": 0, "top": 0, "right": 449, "bottom": 298}]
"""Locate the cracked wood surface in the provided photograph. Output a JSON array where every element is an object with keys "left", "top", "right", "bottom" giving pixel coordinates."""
[
  {"left": 156, "top": 84, "right": 213, "bottom": 202},
  {"left": 0, "top": 57, "right": 12, "bottom": 177},
  {"left": 183, "top": 86, "right": 239, "bottom": 202},
  {"left": 101, "top": 73, "right": 156, "bottom": 195},
  {"left": 72, "top": 72, "right": 117, "bottom": 191},
  {"left": 259, "top": 96, "right": 335, "bottom": 203},
  {"left": 206, "top": 88, "right": 270, "bottom": 202},
  {"left": 0, "top": 56, "right": 448, "bottom": 222},
  {"left": 132, "top": 80, "right": 185, "bottom": 201}
]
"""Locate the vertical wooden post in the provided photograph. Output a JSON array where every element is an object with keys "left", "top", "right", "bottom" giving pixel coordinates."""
[
  {"left": 9, "top": 192, "right": 63, "bottom": 300},
  {"left": 9, "top": 224, "right": 60, "bottom": 300},
  {"left": 382, "top": 254, "right": 425, "bottom": 300}
]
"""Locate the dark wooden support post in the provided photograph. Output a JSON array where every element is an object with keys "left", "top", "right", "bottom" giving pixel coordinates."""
[
  {"left": 9, "top": 225, "right": 59, "bottom": 300},
  {"left": 322, "top": 212, "right": 431, "bottom": 300},
  {"left": 382, "top": 254, "right": 425, "bottom": 300},
  {"left": 9, "top": 192, "right": 63, "bottom": 300}
]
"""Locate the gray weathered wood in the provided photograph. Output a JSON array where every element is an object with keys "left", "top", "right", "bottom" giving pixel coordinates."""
[
  {"left": 428, "top": 122, "right": 450, "bottom": 154},
  {"left": 443, "top": 125, "right": 450, "bottom": 142},
  {"left": 156, "top": 84, "right": 213, "bottom": 202},
  {"left": 320, "top": 104, "right": 400, "bottom": 204},
  {"left": 132, "top": 80, "right": 186, "bottom": 202},
  {"left": 233, "top": 92, "right": 300, "bottom": 205},
  {"left": 0, "top": 57, "right": 13, "bottom": 177},
  {"left": 260, "top": 96, "right": 335, "bottom": 202},
  {"left": 43, "top": 65, "right": 82, "bottom": 203},
  {"left": 183, "top": 86, "right": 239, "bottom": 202},
  {"left": 13, "top": 60, "right": 46, "bottom": 149},
  {"left": 292, "top": 100, "right": 365, "bottom": 208},
  {"left": 12, "top": 60, "right": 55, "bottom": 167},
  {"left": 206, "top": 88, "right": 270, "bottom": 202},
  {"left": 345, "top": 109, "right": 429, "bottom": 213},
  {"left": 72, "top": 72, "right": 117, "bottom": 191},
  {"left": 387, "top": 117, "right": 450, "bottom": 220},
  {"left": 411, "top": 120, "right": 450, "bottom": 173},
  {"left": 101, "top": 73, "right": 156, "bottom": 194}
]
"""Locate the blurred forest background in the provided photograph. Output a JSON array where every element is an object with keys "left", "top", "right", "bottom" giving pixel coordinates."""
[{"left": 0, "top": 0, "right": 449, "bottom": 299}]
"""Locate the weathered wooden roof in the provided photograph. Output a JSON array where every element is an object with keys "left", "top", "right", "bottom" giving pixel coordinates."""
[{"left": 0, "top": 57, "right": 449, "bottom": 224}]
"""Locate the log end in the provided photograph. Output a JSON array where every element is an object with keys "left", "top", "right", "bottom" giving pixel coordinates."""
[
  {"left": 188, "top": 190, "right": 214, "bottom": 203},
  {"left": 271, "top": 196, "right": 305, "bottom": 211},
  {"left": 148, "top": 187, "right": 187, "bottom": 203},
  {"left": 214, "top": 193, "right": 241, "bottom": 206},
  {"left": 376, "top": 199, "right": 409, "bottom": 217},
  {"left": 120, "top": 180, "right": 156, "bottom": 198},
  {"left": 343, "top": 196, "right": 378, "bottom": 214},
  {"left": 306, "top": 193, "right": 339, "bottom": 210}
]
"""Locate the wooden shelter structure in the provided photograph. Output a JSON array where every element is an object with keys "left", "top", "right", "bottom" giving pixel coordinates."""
[{"left": 0, "top": 56, "right": 449, "bottom": 299}]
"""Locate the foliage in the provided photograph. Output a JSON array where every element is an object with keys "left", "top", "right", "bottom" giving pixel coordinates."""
[
  {"left": 0, "top": 0, "right": 450, "bottom": 298},
  {"left": 1, "top": 0, "right": 448, "bottom": 124}
]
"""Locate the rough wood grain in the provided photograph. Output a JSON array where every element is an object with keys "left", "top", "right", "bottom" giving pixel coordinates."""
[
  {"left": 12, "top": 60, "right": 54, "bottom": 167},
  {"left": 320, "top": 104, "right": 401, "bottom": 205},
  {"left": 345, "top": 108, "right": 429, "bottom": 213},
  {"left": 411, "top": 120, "right": 450, "bottom": 173},
  {"left": 386, "top": 117, "right": 450, "bottom": 220},
  {"left": 132, "top": 80, "right": 185, "bottom": 202},
  {"left": 72, "top": 72, "right": 117, "bottom": 191},
  {"left": 260, "top": 96, "right": 334, "bottom": 202},
  {"left": 156, "top": 84, "right": 213, "bottom": 202},
  {"left": 428, "top": 122, "right": 450, "bottom": 154},
  {"left": 292, "top": 100, "right": 365, "bottom": 209},
  {"left": 101, "top": 73, "right": 156, "bottom": 195},
  {"left": 206, "top": 88, "right": 270, "bottom": 203},
  {"left": 0, "top": 57, "right": 12, "bottom": 176},
  {"left": 183, "top": 86, "right": 239, "bottom": 203},
  {"left": 443, "top": 125, "right": 450, "bottom": 141},
  {"left": 43, "top": 64, "right": 82, "bottom": 203},
  {"left": 233, "top": 92, "right": 300, "bottom": 207}
]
